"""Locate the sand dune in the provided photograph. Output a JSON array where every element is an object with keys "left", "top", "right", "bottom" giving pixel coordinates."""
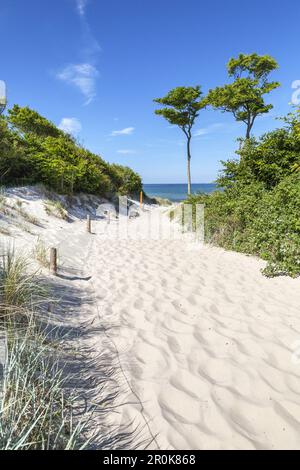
[{"left": 1, "top": 187, "right": 300, "bottom": 449}]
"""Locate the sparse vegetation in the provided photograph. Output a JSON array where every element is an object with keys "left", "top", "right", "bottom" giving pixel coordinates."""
[
  {"left": 14, "top": 222, "right": 35, "bottom": 235},
  {"left": 0, "top": 190, "right": 6, "bottom": 206},
  {"left": 0, "top": 227, "right": 11, "bottom": 236},
  {"left": 33, "top": 239, "right": 50, "bottom": 269},
  {"left": 0, "top": 195, "right": 40, "bottom": 235},
  {"left": 44, "top": 200, "right": 68, "bottom": 220},
  {"left": 154, "top": 196, "right": 172, "bottom": 206},
  {"left": 13, "top": 204, "right": 40, "bottom": 225}
]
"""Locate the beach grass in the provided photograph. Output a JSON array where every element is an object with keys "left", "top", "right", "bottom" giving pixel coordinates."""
[
  {"left": 44, "top": 200, "right": 68, "bottom": 220},
  {"left": 0, "top": 249, "right": 88, "bottom": 449}
]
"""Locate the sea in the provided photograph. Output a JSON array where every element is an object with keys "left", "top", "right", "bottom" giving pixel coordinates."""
[{"left": 143, "top": 183, "right": 217, "bottom": 202}]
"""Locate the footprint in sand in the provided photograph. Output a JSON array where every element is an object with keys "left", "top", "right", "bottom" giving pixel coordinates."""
[{"left": 167, "top": 335, "right": 181, "bottom": 354}]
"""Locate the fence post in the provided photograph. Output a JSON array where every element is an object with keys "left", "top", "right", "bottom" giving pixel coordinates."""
[
  {"left": 87, "top": 215, "right": 91, "bottom": 233},
  {"left": 50, "top": 248, "right": 57, "bottom": 275},
  {"left": 140, "top": 191, "right": 143, "bottom": 209}
]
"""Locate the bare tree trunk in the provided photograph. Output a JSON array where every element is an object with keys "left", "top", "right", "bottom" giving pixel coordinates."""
[
  {"left": 246, "top": 126, "right": 251, "bottom": 140},
  {"left": 187, "top": 136, "right": 192, "bottom": 195},
  {"left": 239, "top": 120, "right": 253, "bottom": 158},
  {"left": 246, "top": 116, "right": 255, "bottom": 140}
]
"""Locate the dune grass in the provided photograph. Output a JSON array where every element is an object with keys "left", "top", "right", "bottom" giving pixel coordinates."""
[
  {"left": 44, "top": 200, "right": 68, "bottom": 220},
  {"left": 0, "top": 248, "right": 43, "bottom": 314},
  {"left": 13, "top": 205, "right": 40, "bottom": 226},
  {"left": 0, "top": 318, "right": 89, "bottom": 449},
  {"left": 33, "top": 239, "right": 50, "bottom": 269},
  {"left": 0, "top": 248, "right": 140, "bottom": 450},
  {"left": 0, "top": 249, "right": 88, "bottom": 449}
]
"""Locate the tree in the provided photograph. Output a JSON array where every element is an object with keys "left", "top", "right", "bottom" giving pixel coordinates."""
[
  {"left": 154, "top": 86, "right": 206, "bottom": 195},
  {"left": 206, "top": 54, "right": 280, "bottom": 140},
  {"left": 8, "top": 105, "right": 63, "bottom": 138},
  {"left": 0, "top": 116, "right": 28, "bottom": 183}
]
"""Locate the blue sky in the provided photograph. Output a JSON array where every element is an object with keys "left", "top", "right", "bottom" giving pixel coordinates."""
[{"left": 1, "top": 0, "right": 299, "bottom": 183}]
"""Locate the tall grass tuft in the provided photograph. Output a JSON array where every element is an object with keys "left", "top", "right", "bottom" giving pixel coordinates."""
[
  {"left": 0, "top": 248, "right": 44, "bottom": 316},
  {"left": 0, "top": 317, "right": 87, "bottom": 450},
  {"left": 0, "top": 249, "right": 88, "bottom": 449},
  {"left": 33, "top": 239, "right": 50, "bottom": 269},
  {"left": 44, "top": 200, "right": 68, "bottom": 220}
]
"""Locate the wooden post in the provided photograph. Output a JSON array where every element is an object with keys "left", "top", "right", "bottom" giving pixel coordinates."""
[
  {"left": 50, "top": 248, "right": 57, "bottom": 275},
  {"left": 87, "top": 215, "right": 91, "bottom": 233},
  {"left": 140, "top": 191, "right": 143, "bottom": 209},
  {"left": 107, "top": 211, "right": 110, "bottom": 224}
]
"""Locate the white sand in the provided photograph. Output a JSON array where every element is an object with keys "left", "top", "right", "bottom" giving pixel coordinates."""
[{"left": 1, "top": 187, "right": 300, "bottom": 450}]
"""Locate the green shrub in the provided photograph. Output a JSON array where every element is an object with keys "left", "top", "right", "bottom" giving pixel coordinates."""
[
  {"left": 110, "top": 164, "right": 142, "bottom": 195},
  {"left": 184, "top": 112, "right": 300, "bottom": 277},
  {"left": 0, "top": 106, "right": 142, "bottom": 197}
]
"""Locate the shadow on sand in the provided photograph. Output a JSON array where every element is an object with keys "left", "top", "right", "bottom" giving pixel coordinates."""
[{"left": 37, "top": 270, "right": 152, "bottom": 449}]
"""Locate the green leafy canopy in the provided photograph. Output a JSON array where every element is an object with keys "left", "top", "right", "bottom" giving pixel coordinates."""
[
  {"left": 206, "top": 54, "right": 280, "bottom": 138},
  {"left": 154, "top": 86, "right": 206, "bottom": 137}
]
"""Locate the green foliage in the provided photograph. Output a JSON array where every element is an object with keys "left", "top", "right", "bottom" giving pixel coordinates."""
[
  {"left": 185, "top": 111, "right": 300, "bottom": 277},
  {"left": 227, "top": 53, "right": 279, "bottom": 80},
  {"left": 154, "top": 86, "right": 205, "bottom": 132},
  {"left": 0, "top": 117, "right": 28, "bottom": 183},
  {"left": 8, "top": 105, "right": 63, "bottom": 138},
  {"left": 0, "top": 106, "right": 142, "bottom": 196},
  {"left": 219, "top": 116, "right": 300, "bottom": 190},
  {"left": 206, "top": 53, "right": 280, "bottom": 139},
  {"left": 110, "top": 164, "right": 142, "bottom": 195}
]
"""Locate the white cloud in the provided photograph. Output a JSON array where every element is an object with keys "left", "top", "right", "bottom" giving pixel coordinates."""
[
  {"left": 194, "top": 123, "right": 224, "bottom": 137},
  {"left": 111, "top": 127, "right": 135, "bottom": 136},
  {"left": 59, "top": 117, "right": 82, "bottom": 135},
  {"left": 57, "top": 63, "right": 99, "bottom": 104},
  {"left": 76, "top": 0, "right": 88, "bottom": 17},
  {"left": 117, "top": 149, "right": 136, "bottom": 155}
]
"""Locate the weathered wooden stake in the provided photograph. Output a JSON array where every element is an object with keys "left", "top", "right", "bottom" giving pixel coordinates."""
[
  {"left": 87, "top": 215, "right": 91, "bottom": 233},
  {"left": 140, "top": 191, "right": 143, "bottom": 209},
  {"left": 107, "top": 211, "right": 110, "bottom": 224},
  {"left": 50, "top": 248, "right": 57, "bottom": 275}
]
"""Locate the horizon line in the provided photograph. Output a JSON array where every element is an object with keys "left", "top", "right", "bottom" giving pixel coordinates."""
[{"left": 143, "top": 182, "right": 216, "bottom": 185}]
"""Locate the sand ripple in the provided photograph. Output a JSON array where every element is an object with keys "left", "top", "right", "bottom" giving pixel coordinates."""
[{"left": 88, "top": 209, "right": 300, "bottom": 450}]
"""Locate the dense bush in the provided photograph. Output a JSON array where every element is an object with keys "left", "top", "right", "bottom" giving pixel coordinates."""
[
  {"left": 185, "top": 111, "right": 300, "bottom": 277},
  {"left": 110, "top": 164, "right": 142, "bottom": 196},
  {"left": 0, "top": 105, "right": 142, "bottom": 196}
]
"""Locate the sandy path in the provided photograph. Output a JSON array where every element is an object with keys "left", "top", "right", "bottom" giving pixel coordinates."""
[
  {"left": 3, "top": 188, "right": 300, "bottom": 449},
  {"left": 81, "top": 207, "right": 300, "bottom": 450}
]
